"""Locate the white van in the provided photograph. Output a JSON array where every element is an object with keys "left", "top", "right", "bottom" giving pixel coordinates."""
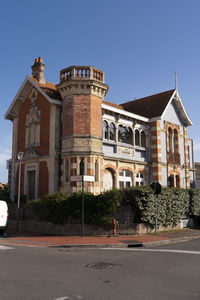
[{"left": 0, "top": 200, "right": 8, "bottom": 235}]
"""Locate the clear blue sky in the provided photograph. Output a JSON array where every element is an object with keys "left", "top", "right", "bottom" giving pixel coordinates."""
[{"left": 1, "top": 0, "right": 200, "bottom": 182}]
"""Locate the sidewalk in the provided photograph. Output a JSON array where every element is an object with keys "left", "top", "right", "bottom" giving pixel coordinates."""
[{"left": 0, "top": 228, "right": 200, "bottom": 248}]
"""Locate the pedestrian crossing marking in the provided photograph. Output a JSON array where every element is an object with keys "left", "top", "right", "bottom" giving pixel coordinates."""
[{"left": 0, "top": 245, "right": 13, "bottom": 250}]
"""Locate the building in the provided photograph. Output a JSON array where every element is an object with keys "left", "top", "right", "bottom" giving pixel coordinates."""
[
  {"left": 5, "top": 57, "right": 195, "bottom": 201},
  {"left": 195, "top": 162, "right": 200, "bottom": 188}
]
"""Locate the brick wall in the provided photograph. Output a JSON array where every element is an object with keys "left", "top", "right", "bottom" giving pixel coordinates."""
[{"left": 62, "top": 95, "right": 102, "bottom": 137}]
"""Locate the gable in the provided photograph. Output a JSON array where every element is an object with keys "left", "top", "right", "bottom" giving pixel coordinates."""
[
  {"left": 161, "top": 91, "right": 192, "bottom": 126},
  {"left": 5, "top": 76, "right": 61, "bottom": 121},
  {"left": 162, "top": 100, "right": 183, "bottom": 125}
]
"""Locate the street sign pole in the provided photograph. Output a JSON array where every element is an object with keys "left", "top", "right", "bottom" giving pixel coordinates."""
[
  {"left": 81, "top": 174, "right": 84, "bottom": 237},
  {"left": 80, "top": 159, "right": 85, "bottom": 237},
  {"left": 151, "top": 181, "right": 162, "bottom": 235}
]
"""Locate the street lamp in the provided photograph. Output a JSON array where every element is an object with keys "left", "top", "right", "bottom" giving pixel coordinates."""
[{"left": 16, "top": 152, "right": 24, "bottom": 231}]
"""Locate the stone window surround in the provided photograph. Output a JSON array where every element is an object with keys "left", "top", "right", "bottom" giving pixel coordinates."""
[{"left": 102, "top": 118, "right": 148, "bottom": 150}]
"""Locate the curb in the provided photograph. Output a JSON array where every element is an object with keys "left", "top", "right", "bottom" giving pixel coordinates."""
[{"left": 51, "top": 243, "right": 127, "bottom": 248}]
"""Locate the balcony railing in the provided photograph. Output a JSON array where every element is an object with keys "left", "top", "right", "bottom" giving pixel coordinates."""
[
  {"left": 60, "top": 66, "right": 104, "bottom": 83},
  {"left": 167, "top": 152, "right": 180, "bottom": 165}
]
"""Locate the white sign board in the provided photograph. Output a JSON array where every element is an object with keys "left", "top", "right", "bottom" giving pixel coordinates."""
[
  {"left": 71, "top": 175, "right": 95, "bottom": 182},
  {"left": 83, "top": 175, "right": 95, "bottom": 182}
]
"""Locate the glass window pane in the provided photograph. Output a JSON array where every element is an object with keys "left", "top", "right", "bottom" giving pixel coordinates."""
[
  {"left": 110, "top": 123, "right": 115, "bottom": 141},
  {"left": 118, "top": 125, "right": 133, "bottom": 145},
  {"left": 141, "top": 131, "right": 146, "bottom": 147},
  {"left": 119, "top": 181, "right": 124, "bottom": 189},
  {"left": 103, "top": 120, "right": 108, "bottom": 139},
  {"left": 135, "top": 129, "right": 140, "bottom": 146}
]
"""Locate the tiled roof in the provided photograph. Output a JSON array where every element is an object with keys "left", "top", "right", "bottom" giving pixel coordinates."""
[
  {"left": 121, "top": 89, "right": 175, "bottom": 118},
  {"left": 30, "top": 76, "right": 61, "bottom": 100}
]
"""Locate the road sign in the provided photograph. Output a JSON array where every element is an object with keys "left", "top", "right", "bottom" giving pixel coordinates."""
[
  {"left": 71, "top": 175, "right": 95, "bottom": 182},
  {"left": 151, "top": 181, "right": 162, "bottom": 195}
]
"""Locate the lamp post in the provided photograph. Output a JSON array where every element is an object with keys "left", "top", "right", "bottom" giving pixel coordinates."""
[
  {"left": 80, "top": 159, "right": 85, "bottom": 237},
  {"left": 16, "top": 152, "right": 24, "bottom": 231}
]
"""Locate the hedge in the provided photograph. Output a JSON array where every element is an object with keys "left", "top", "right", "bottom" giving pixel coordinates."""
[
  {"left": 28, "top": 189, "right": 120, "bottom": 225},
  {"left": 28, "top": 186, "right": 200, "bottom": 226}
]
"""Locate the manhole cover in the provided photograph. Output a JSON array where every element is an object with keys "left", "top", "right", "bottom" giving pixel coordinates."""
[{"left": 84, "top": 262, "right": 119, "bottom": 270}]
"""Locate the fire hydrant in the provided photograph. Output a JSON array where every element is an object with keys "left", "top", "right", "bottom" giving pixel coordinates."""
[{"left": 111, "top": 219, "right": 118, "bottom": 235}]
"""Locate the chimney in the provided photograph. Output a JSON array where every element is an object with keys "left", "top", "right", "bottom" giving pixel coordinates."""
[{"left": 31, "top": 57, "right": 45, "bottom": 84}]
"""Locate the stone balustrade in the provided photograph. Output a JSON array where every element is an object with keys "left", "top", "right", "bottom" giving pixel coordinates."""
[{"left": 60, "top": 65, "right": 104, "bottom": 83}]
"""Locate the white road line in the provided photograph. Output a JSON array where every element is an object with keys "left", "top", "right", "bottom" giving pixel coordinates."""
[
  {"left": 0, "top": 245, "right": 14, "bottom": 250},
  {"left": 102, "top": 248, "right": 200, "bottom": 255}
]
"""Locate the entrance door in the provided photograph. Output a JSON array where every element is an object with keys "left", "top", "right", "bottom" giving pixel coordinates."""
[
  {"left": 103, "top": 169, "right": 114, "bottom": 191},
  {"left": 28, "top": 170, "right": 36, "bottom": 200}
]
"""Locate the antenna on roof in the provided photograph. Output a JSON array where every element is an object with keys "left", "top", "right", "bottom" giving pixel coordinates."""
[{"left": 175, "top": 71, "right": 178, "bottom": 91}]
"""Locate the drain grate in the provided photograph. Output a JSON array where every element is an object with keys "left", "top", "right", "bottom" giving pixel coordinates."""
[{"left": 84, "top": 262, "right": 119, "bottom": 270}]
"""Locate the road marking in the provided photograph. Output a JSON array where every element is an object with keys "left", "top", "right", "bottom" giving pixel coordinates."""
[
  {"left": 54, "top": 296, "right": 83, "bottom": 300},
  {"left": 0, "top": 245, "right": 13, "bottom": 250},
  {"left": 102, "top": 248, "right": 200, "bottom": 255}
]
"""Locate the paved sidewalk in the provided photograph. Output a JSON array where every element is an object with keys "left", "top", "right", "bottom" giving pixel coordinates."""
[{"left": 0, "top": 228, "right": 200, "bottom": 248}]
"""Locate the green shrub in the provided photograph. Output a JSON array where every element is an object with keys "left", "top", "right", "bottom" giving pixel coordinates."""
[
  {"left": 189, "top": 189, "right": 200, "bottom": 216},
  {"left": 28, "top": 191, "right": 69, "bottom": 224},
  {"left": 28, "top": 189, "right": 120, "bottom": 225}
]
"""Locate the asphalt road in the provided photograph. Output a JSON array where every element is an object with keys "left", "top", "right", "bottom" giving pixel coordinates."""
[{"left": 1, "top": 239, "right": 200, "bottom": 300}]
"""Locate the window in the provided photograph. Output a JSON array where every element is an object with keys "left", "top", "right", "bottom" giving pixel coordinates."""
[
  {"left": 110, "top": 122, "right": 115, "bottom": 141},
  {"left": 25, "top": 108, "right": 40, "bottom": 147},
  {"left": 119, "top": 170, "right": 132, "bottom": 188},
  {"left": 118, "top": 125, "right": 133, "bottom": 145},
  {"left": 135, "top": 129, "right": 140, "bottom": 146},
  {"left": 168, "top": 127, "right": 173, "bottom": 152},
  {"left": 141, "top": 131, "right": 146, "bottom": 147},
  {"left": 176, "top": 175, "right": 180, "bottom": 188},
  {"left": 135, "top": 172, "right": 145, "bottom": 186},
  {"left": 173, "top": 129, "right": 178, "bottom": 153},
  {"left": 103, "top": 120, "right": 108, "bottom": 139},
  {"left": 168, "top": 174, "right": 174, "bottom": 187}
]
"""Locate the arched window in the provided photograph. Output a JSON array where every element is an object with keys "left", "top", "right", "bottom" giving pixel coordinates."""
[
  {"left": 168, "top": 128, "right": 173, "bottom": 152},
  {"left": 118, "top": 125, "right": 133, "bottom": 145},
  {"left": 135, "top": 172, "right": 145, "bottom": 186},
  {"left": 173, "top": 129, "right": 178, "bottom": 153},
  {"left": 119, "top": 170, "right": 132, "bottom": 188},
  {"left": 110, "top": 122, "right": 115, "bottom": 141},
  {"left": 135, "top": 129, "right": 140, "bottom": 146},
  {"left": 141, "top": 131, "right": 146, "bottom": 147},
  {"left": 103, "top": 120, "right": 108, "bottom": 139}
]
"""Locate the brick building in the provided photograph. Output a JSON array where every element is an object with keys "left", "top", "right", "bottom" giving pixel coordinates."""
[{"left": 5, "top": 57, "right": 195, "bottom": 201}]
